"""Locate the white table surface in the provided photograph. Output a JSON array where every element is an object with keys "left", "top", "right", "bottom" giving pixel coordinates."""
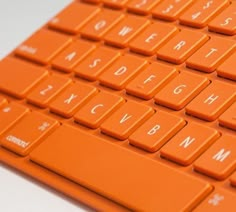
[{"left": 0, "top": 1, "right": 89, "bottom": 211}]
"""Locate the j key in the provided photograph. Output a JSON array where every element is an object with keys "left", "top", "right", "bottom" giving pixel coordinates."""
[
  {"left": 0, "top": 57, "right": 48, "bottom": 98},
  {"left": 0, "top": 112, "right": 59, "bottom": 156},
  {"left": 219, "top": 102, "right": 236, "bottom": 131},
  {"left": 30, "top": 124, "right": 212, "bottom": 211}
]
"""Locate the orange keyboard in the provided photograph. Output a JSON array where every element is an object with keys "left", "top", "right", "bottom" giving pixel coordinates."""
[{"left": 0, "top": 0, "right": 236, "bottom": 211}]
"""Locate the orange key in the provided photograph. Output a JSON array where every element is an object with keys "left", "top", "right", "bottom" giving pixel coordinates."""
[
  {"left": 103, "top": 0, "right": 130, "bottom": 9},
  {"left": 155, "top": 71, "right": 210, "bottom": 110},
  {"left": 104, "top": 15, "right": 150, "bottom": 48},
  {"left": 194, "top": 134, "right": 236, "bottom": 180},
  {"left": 208, "top": 2, "right": 236, "bottom": 35},
  {"left": 127, "top": 0, "right": 160, "bottom": 15},
  {"left": 186, "top": 80, "right": 236, "bottom": 121},
  {"left": 50, "top": 82, "right": 97, "bottom": 118},
  {"left": 81, "top": 9, "right": 124, "bottom": 40},
  {"left": 129, "top": 110, "right": 185, "bottom": 152},
  {"left": 179, "top": 0, "right": 230, "bottom": 28},
  {"left": 217, "top": 52, "right": 236, "bottom": 81},
  {"left": 187, "top": 37, "right": 235, "bottom": 73},
  {"left": 52, "top": 40, "right": 96, "bottom": 72},
  {"left": 30, "top": 124, "right": 212, "bottom": 211},
  {"left": 15, "top": 29, "right": 72, "bottom": 65},
  {"left": 152, "top": 0, "right": 193, "bottom": 21},
  {"left": 129, "top": 22, "right": 178, "bottom": 56},
  {"left": 219, "top": 102, "right": 236, "bottom": 131},
  {"left": 0, "top": 58, "right": 48, "bottom": 98},
  {"left": 74, "top": 46, "right": 121, "bottom": 81},
  {"left": 48, "top": 2, "right": 100, "bottom": 34},
  {"left": 160, "top": 122, "right": 219, "bottom": 166},
  {"left": 74, "top": 91, "right": 124, "bottom": 129},
  {"left": 0, "top": 96, "right": 7, "bottom": 108},
  {"left": 101, "top": 100, "right": 154, "bottom": 140},
  {"left": 1, "top": 112, "right": 59, "bottom": 156},
  {"left": 157, "top": 29, "right": 209, "bottom": 64},
  {"left": 27, "top": 74, "right": 72, "bottom": 108},
  {"left": 126, "top": 62, "right": 178, "bottom": 100},
  {"left": 195, "top": 188, "right": 236, "bottom": 211},
  {"left": 0, "top": 102, "right": 29, "bottom": 135},
  {"left": 99, "top": 54, "right": 147, "bottom": 90}
]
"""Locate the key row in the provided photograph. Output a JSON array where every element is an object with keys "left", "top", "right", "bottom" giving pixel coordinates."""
[
  {"left": 0, "top": 57, "right": 235, "bottom": 122},
  {"left": 14, "top": 28, "right": 236, "bottom": 79},
  {"left": 51, "top": 1, "right": 236, "bottom": 35},
  {"left": 0, "top": 97, "right": 236, "bottom": 182}
]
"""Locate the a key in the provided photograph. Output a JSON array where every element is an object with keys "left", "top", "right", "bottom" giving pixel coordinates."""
[
  {"left": 0, "top": 58, "right": 48, "bottom": 98},
  {"left": 101, "top": 100, "right": 154, "bottom": 140},
  {"left": 194, "top": 134, "right": 236, "bottom": 180},
  {"left": 15, "top": 29, "right": 72, "bottom": 65},
  {"left": 0, "top": 112, "right": 59, "bottom": 156},
  {"left": 30, "top": 124, "right": 212, "bottom": 211},
  {"left": 48, "top": 2, "right": 100, "bottom": 34},
  {"left": 52, "top": 40, "right": 96, "bottom": 72},
  {"left": 155, "top": 71, "right": 210, "bottom": 110},
  {"left": 103, "top": 0, "right": 130, "bottom": 9},
  {"left": 0, "top": 102, "right": 29, "bottom": 136},
  {"left": 129, "top": 110, "right": 185, "bottom": 152},
  {"left": 127, "top": 0, "right": 160, "bottom": 15},
  {"left": 157, "top": 29, "right": 209, "bottom": 64},
  {"left": 186, "top": 80, "right": 236, "bottom": 121},
  {"left": 160, "top": 122, "right": 219, "bottom": 166}
]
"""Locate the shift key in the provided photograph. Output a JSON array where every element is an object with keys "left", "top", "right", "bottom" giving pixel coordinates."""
[{"left": 30, "top": 125, "right": 212, "bottom": 211}]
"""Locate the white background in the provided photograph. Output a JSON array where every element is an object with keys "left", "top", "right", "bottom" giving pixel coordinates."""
[{"left": 0, "top": 1, "right": 88, "bottom": 211}]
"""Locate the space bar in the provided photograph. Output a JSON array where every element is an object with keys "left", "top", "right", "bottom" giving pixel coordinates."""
[{"left": 30, "top": 125, "right": 212, "bottom": 211}]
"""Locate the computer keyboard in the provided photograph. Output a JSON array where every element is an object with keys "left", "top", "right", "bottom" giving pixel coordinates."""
[{"left": 0, "top": 0, "right": 236, "bottom": 211}]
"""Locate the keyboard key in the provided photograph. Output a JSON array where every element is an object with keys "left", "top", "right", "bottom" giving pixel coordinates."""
[
  {"left": 101, "top": 100, "right": 154, "bottom": 140},
  {"left": 50, "top": 82, "right": 97, "bottom": 118},
  {"left": 126, "top": 62, "right": 178, "bottom": 99},
  {"left": 129, "top": 110, "right": 185, "bottom": 152},
  {"left": 30, "top": 124, "right": 212, "bottom": 211},
  {"left": 179, "top": 0, "right": 230, "bottom": 28},
  {"left": 49, "top": 2, "right": 100, "bottom": 34},
  {"left": 74, "top": 46, "right": 121, "bottom": 81},
  {"left": 15, "top": 29, "right": 72, "bottom": 65},
  {"left": 127, "top": 0, "right": 160, "bottom": 15},
  {"left": 104, "top": 15, "right": 150, "bottom": 48},
  {"left": 208, "top": 2, "right": 236, "bottom": 35},
  {"left": 219, "top": 102, "right": 236, "bottom": 131},
  {"left": 81, "top": 9, "right": 124, "bottom": 40},
  {"left": 155, "top": 71, "right": 210, "bottom": 110},
  {"left": 187, "top": 37, "right": 235, "bottom": 73},
  {"left": 157, "top": 29, "right": 208, "bottom": 64},
  {"left": 99, "top": 54, "right": 147, "bottom": 90},
  {"left": 217, "top": 52, "right": 236, "bottom": 81},
  {"left": 0, "top": 102, "right": 29, "bottom": 135},
  {"left": 230, "top": 172, "right": 236, "bottom": 187},
  {"left": 0, "top": 58, "right": 48, "bottom": 98},
  {"left": 161, "top": 122, "right": 219, "bottom": 166},
  {"left": 52, "top": 40, "right": 96, "bottom": 72},
  {"left": 152, "top": 0, "right": 193, "bottom": 21},
  {"left": 186, "top": 80, "right": 236, "bottom": 121},
  {"left": 103, "top": 0, "right": 130, "bottom": 9},
  {"left": 74, "top": 91, "right": 124, "bottom": 129},
  {"left": 129, "top": 22, "right": 178, "bottom": 56},
  {"left": 195, "top": 188, "right": 236, "bottom": 211},
  {"left": 194, "top": 134, "right": 236, "bottom": 180},
  {"left": 27, "top": 75, "right": 72, "bottom": 108},
  {"left": 0, "top": 112, "right": 59, "bottom": 156}
]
